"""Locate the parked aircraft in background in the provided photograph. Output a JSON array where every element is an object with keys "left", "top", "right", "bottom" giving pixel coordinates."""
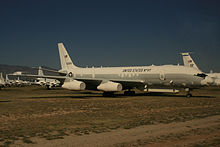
[
  {"left": 4, "top": 74, "right": 31, "bottom": 87},
  {"left": 0, "top": 73, "right": 5, "bottom": 89},
  {"left": 13, "top": 77, "right": 31, "bottom": 86},
  {"left": 34, "top": 67, "right": 60, "bottom": 89},
  {"left": 14, "top": 77, "right": 24, "bottom": 86},
  {"left": 209, "top": 70, "right": 220, "bottom": 79},
  {"left": 181, "top": 52, "right": 220, "bottom": 86},
  {"left": 5, "top": 74, "right": 14, "bottom": 86}
]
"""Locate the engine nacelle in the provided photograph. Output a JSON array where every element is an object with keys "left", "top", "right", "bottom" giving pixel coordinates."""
[
  {"left": 97, "top": 81, "right": 122, "bottom": 92},
  {"left": 62, "top": 80, "right": 86, "bottom": 90},
  {"left": 214, "top": 79, "right": 220, "bottom": 86}
]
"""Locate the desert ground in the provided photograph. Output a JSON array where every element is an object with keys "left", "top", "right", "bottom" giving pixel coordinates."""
[{"left": 0, "top": 86, "right": 220, "bottom": 147}]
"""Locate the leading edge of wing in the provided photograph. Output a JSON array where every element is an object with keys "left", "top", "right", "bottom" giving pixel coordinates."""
[
  {"left": 75, "top": 77, "right": 144, "bottom": 84},
  {"left": 75, "top": 77, "right": 145, "bottom": 88}
]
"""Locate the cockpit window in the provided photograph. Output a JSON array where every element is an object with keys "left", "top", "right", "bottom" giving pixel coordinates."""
[{"left": 194, "top": 73, "right": 207, "bottom": 78}]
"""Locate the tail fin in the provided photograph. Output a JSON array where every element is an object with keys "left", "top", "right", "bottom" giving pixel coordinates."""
[
  {"left": 38, "top": 66, "right": 44, "bottom": 76},
  {"left": 6, "top": 74, "right": 9, "bottom": 81},
  {"left": 181, "top": 52, "right": 199, "bottom": 70},
  {"left": 58, "top": 43, "right": 78, "bottom": 70},
  {"left": 0, "top": 73, "right": 4, "bottom": 81}
]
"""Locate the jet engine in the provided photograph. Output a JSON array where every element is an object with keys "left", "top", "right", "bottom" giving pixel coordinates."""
[
  {"left": 62, "top": 80, "right": 86, "bottom": 90},
  {"left": 97, "top": 81, "right": 122, "bottom": 92}
]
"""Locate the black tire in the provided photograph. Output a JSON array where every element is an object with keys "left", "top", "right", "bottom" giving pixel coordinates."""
[
  {"left": 186, "top": 93, "right": 192, "bottom": 98},
  {"left": 103, "top": 92, "right": 114, "bottom": 97},
  {"left": 124, "top": 91, "right": 135, "bottom": 96}
]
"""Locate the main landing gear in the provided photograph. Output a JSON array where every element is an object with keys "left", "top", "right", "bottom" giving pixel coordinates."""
[
  {"left": 186, "top": 93, "right": 192, "bottom": 98},
  {"left": 102, "top": 92, "right": 115, "bottom": 97},
  {"left": 185, "top": 88, "right": 192, "bottom": 98},
  {"left": 46, "top": 85, "right": 51, "bottom": 90},
  {"left": 124, "top": 89, "right": 135, "bottom": 96},
  {"left": 102, "top": 90, "right": 136, "bottom": 97}
]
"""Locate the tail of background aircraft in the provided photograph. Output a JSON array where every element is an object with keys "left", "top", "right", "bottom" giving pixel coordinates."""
[
  {"left": 58, "top": 43, "right": 78, "bottom": 71},
  {"left": 181, "top": 52, "right": 199, "bottom": 70},
  {"left": 6, "top": 74, "right": 9, "bottom": 82},
  {"left": 38, "top": 66, "right": 44, "bottom": 76},
  {"left": 0, "top": 73, "right": 4, "bottom": 81}
]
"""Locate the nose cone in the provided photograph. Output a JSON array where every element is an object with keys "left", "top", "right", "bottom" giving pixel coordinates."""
[{"left": 201, "top": 76, "right": 214, "bottom": 86}]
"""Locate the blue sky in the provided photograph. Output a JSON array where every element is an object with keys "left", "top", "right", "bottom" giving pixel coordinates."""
[{"left": 0, "top": 0, "right": 220, "bottom": 72}]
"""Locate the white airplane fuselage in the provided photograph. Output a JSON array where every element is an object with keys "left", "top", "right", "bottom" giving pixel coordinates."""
[{"left": 63, "top": 64, "right": 211, "bottom": 91}]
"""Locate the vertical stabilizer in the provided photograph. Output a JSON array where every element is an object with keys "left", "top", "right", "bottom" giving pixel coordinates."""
[
  {"left": 58, "top": 43, "right": 78, "bottom": 70},
  {"left": 181, "top": 52, "right": 199, "bottom": 70},
  {"left": 38, "top": 66, "right": 44, "bottom": 76},
  {"left": 0, "top": 73, "right": 4, "bottom": 81},
  {"left": 6, "top": 74, "right": 9, "bottom": 82}
]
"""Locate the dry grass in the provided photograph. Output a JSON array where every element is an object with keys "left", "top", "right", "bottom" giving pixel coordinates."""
[{"left": 0, "top": 86, "right": 220, "bottom": 146}]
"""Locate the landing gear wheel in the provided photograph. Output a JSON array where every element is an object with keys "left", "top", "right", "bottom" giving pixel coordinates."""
[
  {"left": 186, "top": 93, "right": 192, "bottom": 98},
  {"left": 124, "top": 91, "right": 135, "bottom": 96},
  {"left": 102, "top": 92, "right": 115, "bottom": 97},
  {"left": 46, "top": 85, "right": 51, "bottom": 90},
  {"left": 185, "top": 88, "right": 192, "bottom": 98}
]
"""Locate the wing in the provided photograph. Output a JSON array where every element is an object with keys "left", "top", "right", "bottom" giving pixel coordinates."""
[
  {"left": 111, "top": 79, "right": 145, "bottom": 89},
  {"left": 74, "top": 77, "right": 145, "bottom": 90},
  {"left": 9, "top": 73, "right": 145, "bottom": 90}
]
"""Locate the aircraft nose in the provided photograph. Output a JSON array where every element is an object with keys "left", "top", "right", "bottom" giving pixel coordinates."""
[{"left": 201, "top": 76, "right": 214, "bottom": 86}]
